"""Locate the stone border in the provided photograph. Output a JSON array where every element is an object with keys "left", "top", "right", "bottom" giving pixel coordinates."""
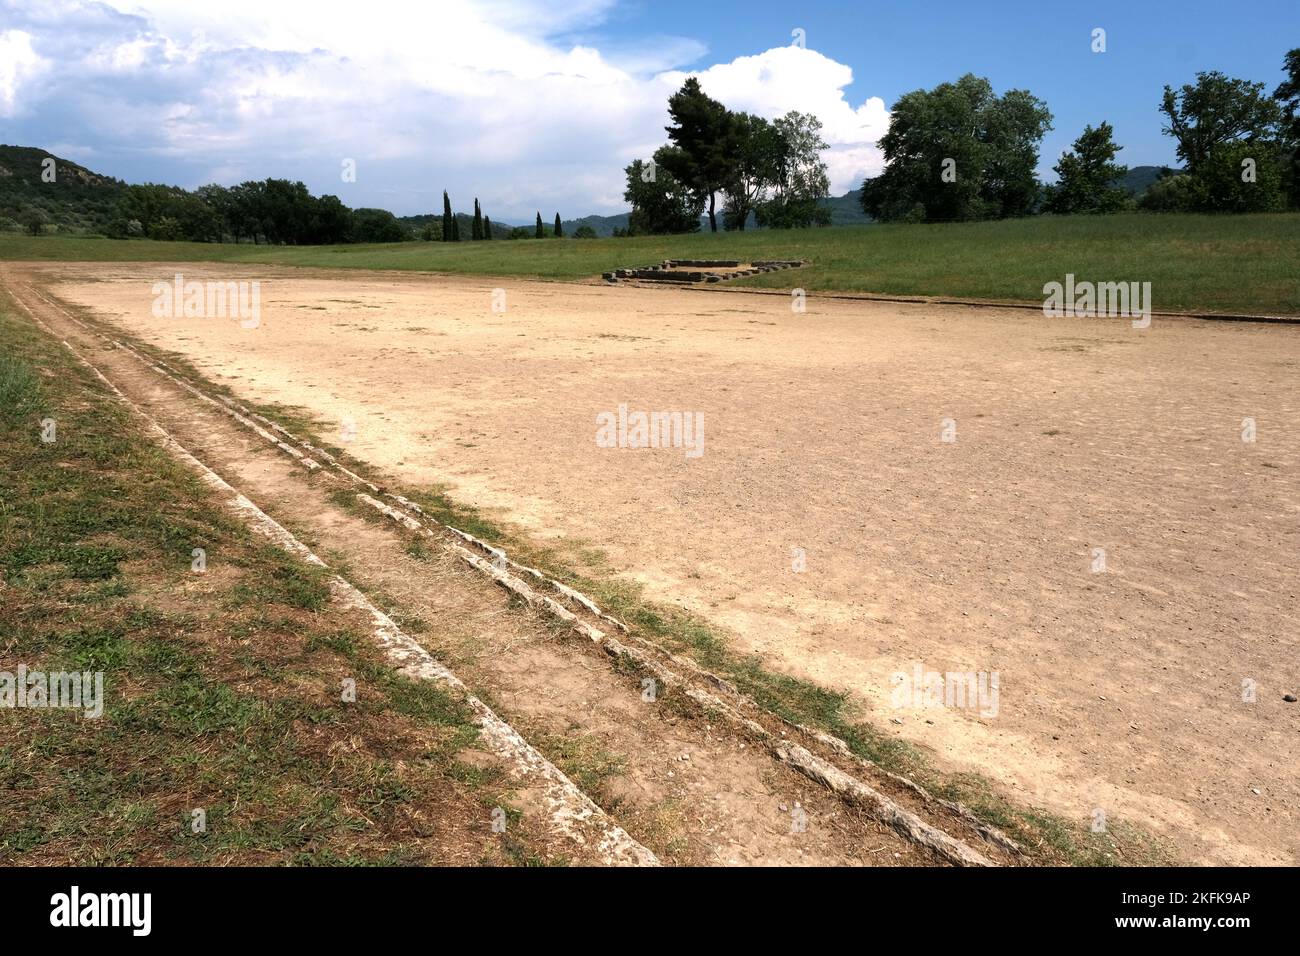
[
  {"left": 603, "top": 259, "right": 806, "bottom": 285},
  {"left": 11, "top": 288, "right": 659, "bottom": 868}
]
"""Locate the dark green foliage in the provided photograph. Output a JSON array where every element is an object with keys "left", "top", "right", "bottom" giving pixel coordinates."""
[
  {"left": 553, "top": 212, "right": 562, "bottom": 237},
  {"left": 1273, "top": 48, "right": 1300, "bottom": 207},
  {"left": 483, "top": 215, "right": 492, "bottom": 239},
  {"left": 1160, "top": 71, "right": 1283, "bottom": 174},
  {"left": 442, "top": 190, "right": 452, "bottom": 242},
  {"left": 472, "top": 198, "right": 482, "bottom": 240},
  {"left": 660, "top": 78, "right": 736, "bottom": 232},
  {"left": 535, "top": 212, "right": 544, "bottom": 238},
  {"left": 1044, "top": 123, "right": 1130, "bottom": 214},
  {"left": 0, "top": 145, "right": 128, "bottom": 235},
  {"left": 624, "top": 151, "right": 703, "bottom": 235},
  {"left": 351, "top": 208, "right": 409, "bottom": 243},
  {"left": 861, "top": 74, "right": 1052, "bottom": 222}
]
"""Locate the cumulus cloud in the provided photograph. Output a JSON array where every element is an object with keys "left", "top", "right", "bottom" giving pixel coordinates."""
[
  {"left": 0, "top": 29, "right": 50, "bottom": 117},
  {"left": 661, "top": 45, "right": 889, "bottom": 195},
  {"left": 0, "top": 0, "right": 888, "bottom": 217}
]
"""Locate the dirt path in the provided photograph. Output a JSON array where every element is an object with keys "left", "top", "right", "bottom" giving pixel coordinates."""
[
  {"left": 16, "top": 260, "right": 1299, "bottom": 864},
  {"left": 3, "top": 267, "right": 1015, "bottom": 867}
]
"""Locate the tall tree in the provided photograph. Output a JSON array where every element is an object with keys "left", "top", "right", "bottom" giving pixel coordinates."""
[
  {"left": 623, "top": 149, "right": 704, "bottom": 235},
  {"left": 472, "top": 198, "right": 482, "bottom": 240},
  {"left": 1274, "top": 48, "right": 1300, "bottom": 207},
  {"left": 660, "top": 77, "right": 737, "bottom": 232},
  {"left": 1044, "top": 122, "right": 1129, "bottom": 214},
  {"left": 442, "top": 190, "right": 452, "bottom": 242},
  {"left": 1159, "top": 71, "right": 1283, "bottom": 174},
  {"left": 483, "top": 214, "right": 492, "bottom": 239},
  {"left": 554, "top": 212, "right": 563, "bottom": 237},
  {"left": 451, "top": 215, "right": 460, "bottom": 241},
  {"left": 860, "top": 74, "right": 1051, "bottom": 222},
  {"left": 720, "top": 113, "right": 783, "bottom": 230},
  {"left": 535, "top": 211, "right": 544, "bottom": 238},
  {"left": 756, "top": 111, "right": 832, "bottom": 228}
]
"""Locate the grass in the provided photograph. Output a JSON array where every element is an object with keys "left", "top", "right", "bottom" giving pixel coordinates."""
[
  {"left": 0, "top": 295, "right": 553, "bottom": 866},
  {"left": 3, "top": 211, "right": 1298, "bottom": 314}
]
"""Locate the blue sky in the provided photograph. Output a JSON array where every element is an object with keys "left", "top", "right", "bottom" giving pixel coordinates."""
[{"left": 1, "top": 0, "right": 1294, "bottom": 220}]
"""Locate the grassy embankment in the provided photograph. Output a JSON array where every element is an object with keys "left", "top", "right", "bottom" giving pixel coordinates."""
[{"left": 3, "top": 211, "right": 1297, "bottom": 314}]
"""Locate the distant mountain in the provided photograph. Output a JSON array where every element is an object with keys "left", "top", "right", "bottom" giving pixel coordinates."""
[
  {"left": 820, "top": 188, "right": 870, "bottom": 225},
  {"left": 1119, "top": 165, "right": 1178, "bottom": 196},
  {"left": 0, "top": 144, "right": 128, "bottom": 233},
  {"left": 559, "top": 212, "right": 630, "bottom": 237}
]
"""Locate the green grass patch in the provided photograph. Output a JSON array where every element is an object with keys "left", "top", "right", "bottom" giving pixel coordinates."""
[
  {"left": 0, "top": 295, "right": 543, "bottom": 866},
  {"left": 3, "top": 211, "right": 1297, "bottom": 314}
]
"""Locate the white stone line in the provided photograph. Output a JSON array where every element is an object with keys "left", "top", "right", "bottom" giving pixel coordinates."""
[{"left": 12, "top": 292, "right": 657, "bottom": 867}]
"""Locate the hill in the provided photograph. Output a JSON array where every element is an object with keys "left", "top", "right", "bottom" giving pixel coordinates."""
[
  {"left": 0, "top": 145, "right": 128, "bottom": 234},
  {"left": 1120, "top": 165, "right": 1177, "bottom": 196}
]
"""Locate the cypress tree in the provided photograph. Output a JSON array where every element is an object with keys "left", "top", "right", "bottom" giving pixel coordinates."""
[
  {"left": 535, "top": 212, "right": 544, "bottom": 238},
  {"left": 554, "top": 213, "right": 563, "bottom": 237},
  {"left": 472, "top": 198, "right": 482, "bottom": 240},
  {"left": 442, "top": 191, "right": 452, "bottom": 242},
  {"left": 451, "top": 216, "right": 460, "bottom": 241},
  {"left": 483, "top": 215, "right": 492, "bottom": 239}
]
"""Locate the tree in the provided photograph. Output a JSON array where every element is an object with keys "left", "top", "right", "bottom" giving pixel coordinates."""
[
  {"left": 535, "top": 212, "right": 544, "bottom": 238},
  {"left": 472, "top": 198, "right": 482, "bottom": 240},
  {"left": 554, "top": 212, "right": 563, "bottom": 237},
  {"left": 451, "top": 215, "right": 460, "bottom": 241},
  {"left": 1195, "top": 141, "right": 1285, "bottom": 212},
  {"left": 573, "top": 225, "right": 597, "bottom": 238},
  {"left": 660, "top": 77, "right": 737, "bottom": 232},
  {"left": 1274, "top": 48, "right": 1300, "bottom": 207},
  {"left": 717, "top": 113, "right": 779, "bottom": 230},
  {"left": 1044, "top": 122, "right": 1130, "bottom": 214},
  {"left": 623, "top": 149, "right": 704, "bottom": 235},
  {"left": 20, "top": 208, "right": 46, "bottom": 235},
  {"left": 442, "top": 191, "right": 452, "bottom": 242},
  {"left": 1159, "top": 72, "right": 1283, "bottom": 174},
  {"left": 352, "top": 208, "right": 408, "bottom": 242},
  {"left": 861, "top": 74, "right": 1051, "bottom": 222},
  {"left": 483, "top": 215, "right": 492, "bottom": 239},
  {"left": 756, "top": 111, "right": 832, "bottom": 228}
]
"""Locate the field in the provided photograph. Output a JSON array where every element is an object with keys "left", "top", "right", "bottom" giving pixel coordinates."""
[
  {"left": 3, "top": 210, "right": 1299, "bottom": 314},
  {"left": 11, "top": 259, "right": 1297, "bottom": 865}
]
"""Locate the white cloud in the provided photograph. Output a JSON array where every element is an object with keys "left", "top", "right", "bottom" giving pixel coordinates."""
[
  {"left": 661, "top": 45, "right": 889, "bottom": 195},
  {"left": 0, "top": 30, "right": 50, "bottom": 117},
  {"left": 0, "top": 1, "right": 888, "bottom": 216}
]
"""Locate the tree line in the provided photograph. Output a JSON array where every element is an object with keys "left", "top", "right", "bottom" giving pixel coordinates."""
[
  {"left": 99, "top": 179, "right": 573, "bottom": 245},
  {"left": 861, "top": 48, "right": 1300, "bottom": 222}
]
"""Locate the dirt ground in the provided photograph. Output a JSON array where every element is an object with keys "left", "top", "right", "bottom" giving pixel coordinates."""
[{"left": 29, "top": 261, "right": 1300, "bottom": 865}]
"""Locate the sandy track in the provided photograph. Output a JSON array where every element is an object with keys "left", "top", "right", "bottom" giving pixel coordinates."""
[{"left": 26, "top": 260, "right": 1300, "bottom": 863}]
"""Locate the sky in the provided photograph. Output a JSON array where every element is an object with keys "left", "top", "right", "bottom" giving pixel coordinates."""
[{"left": 1, "top": 0, "right": 1295, "bottom": 222}]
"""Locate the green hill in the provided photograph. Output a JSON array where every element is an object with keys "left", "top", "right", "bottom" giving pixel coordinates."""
[
  {"left": 1119, "top": 165, "right": 1177, "bottom": 196},
  {"left": 0, "top": 145, "right": 128, "bottom": 234}
]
